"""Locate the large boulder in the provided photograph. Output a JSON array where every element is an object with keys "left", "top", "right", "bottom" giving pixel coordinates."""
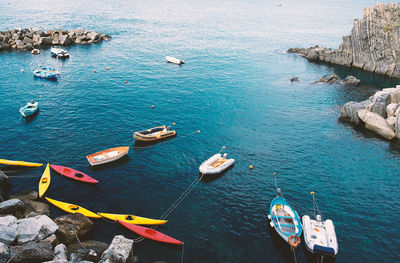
[
  {"left": 0, "top": 215, "right": 18, "bottom": 245},
  {"left": 54, "top": 213, "right": 93, "bottom": 245},
  {"left": 0, "top": 199, "right": 24, "bottom": 214},
  {"left": 75, "top": 35, "right": 88, "bottom": 44},
  {"left": 86, "top": 31, "right": 100, "bottom": 41},
  {"left": 386, "top": 103, "right": 399, "bottom": 117},
  {"left": 15, "top": 199, "right": 50, "bottom": 218},
  {"left": 68, "top": 240, "right": 109, "bottom": 262},
  {"left": 15, "top": 40, "right": 24, "bottom": 49},
  {"left": 0, "top": 170, "right": 8, "bottom": 184},
  {"left": 59, "top": 34, "right": 72, "bottom": 45},
  {"left": 41, "top": 37, "right": 53, "bottom": 45},
  {"left": 315, "top": 73, "right": 339, "bottom": 84},
  {"left": 99, "top": 235, "right": 133, "bottom": 263},
  {"left": 343, "top": 75, "right": 360, "bottom": 86},
  {"left": 22, "top": 36, "right": 34, "bottom": 45},
  {"left": 341, "top": 99, "right": 371, "bottom": 124},
  {"left": 42, "top": 243, "right": 67, "bottom": 263},
  {"left": 16, "top": 215, "right": 58, "bottom": 244},
  {"left": 368, "top": 91, "right": 392, "bottom": 118},
  {"left": 357, "top": 109, "right": 395, "bottom": 139},
  {"left": 0, "top": 242, "right": 10, "bottom": 263},
  {"left": 391, "top": 86, "right": 400, "bottom": 103},
  {"left": 387, "top": 116, "right": 396, "bottom": 130},
  {"left": 10, "top": 190, "right": 38, "bottom": 201},
  {"left": 9, "top": 241, "right": 53, "bottom": 262}
]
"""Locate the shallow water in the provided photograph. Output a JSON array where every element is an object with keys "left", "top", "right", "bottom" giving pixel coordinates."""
[{"left": 1, "top": 0, "right": 400, "bottom": 262}]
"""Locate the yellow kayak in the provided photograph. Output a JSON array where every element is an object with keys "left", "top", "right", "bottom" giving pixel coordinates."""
[
  {"left": 45, "top": 197, "right": 101, "bottom": 218},
  {"left": 98, "top": 212, "right": 167, "bottom": 225},
  {"left": 38, "top": 163, "right": 51, "bottom": 198},
  {"left": 0, "top": 159, "right": 43, "bottom": 167}
]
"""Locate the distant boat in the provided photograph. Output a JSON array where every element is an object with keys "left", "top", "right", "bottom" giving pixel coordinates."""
[
  {"left": 165, "top": 56, "right": 184, "bottom": 65},
  {"left": 199, "top": 152, "right": 234, "bottom": 175},
  {"left": 32, "top": 66, "right": 60, "bottom": 79},
  {"left": 86, "top": 146, "right": 130, "bottom": 166},
  {"left": 268, "top": 185, "right": 302, "bottom": 249},
  {"left": 133, "top": 125, "right": 176, "bottom": 142},
  {"left": 51, "top": 47, "right": 70, "bottom": 59},
  {"left": 19, "top": 100, "right": 38, "bottom": 118},
  {"left": 31, "top": 49, "right": 40, "bottom": 54},
  {"left": 302, "top": 192, "right": 338, "bottom": 257}
]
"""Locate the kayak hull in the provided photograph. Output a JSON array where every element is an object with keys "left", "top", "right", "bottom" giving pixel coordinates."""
[
  {"left": 99, "top": 213, "right": 167, "bottom": 225},
  {"left": 45, "top": 197, "right": 100, "bottom": 218},
  {"left": 38, "top": 163, "right": 51, "bottom": 198},
  {"left": 50, "top": 164, "right": 98, "bottom": 183},
  {"left": 0, "top": 159, "right": 42, "bottom": 167}
]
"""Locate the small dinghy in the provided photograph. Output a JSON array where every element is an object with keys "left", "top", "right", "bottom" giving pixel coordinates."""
[
  {"left": 19, "top": 100, "right": 38, "bottom": 118},
  {"left": 32, "top": 66, "right": 60, "bottom": 79},
  {"left": 302, "top": 192, "right": 338, "bottom": 257},
  {"left": 133, "top": 125, "right": 176, "bottom": 142},
  {"left": 165, "top": 56, "right": 184, "bottom": 65},
  {"left": 31, "top": 48, "right": 40, "bottom": 54},
  {"left": 50, "top": 164, "right": 98, "bottom": 183},
  {"left": 51, "top": 47, "right": 70, "bottom": 58},
  {"left": 199, "top": 147, "right": 235, "bottom": 175},
  {"left": 118, "top": 220, "right": 183, "bottom": 245},
  {"left": 268, "top": 173, "right": 302, "bottom": 249},
  {"left": 86, "top": 146, "right": 130, "bottom": 166}
]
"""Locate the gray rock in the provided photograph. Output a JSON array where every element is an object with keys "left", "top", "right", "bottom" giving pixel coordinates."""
[
  {"left": 387, "top": 116, "right": 396, "bottom": 130},
  {"left": 99, "top": 235, "right": 133, "bottom": 263},
  {"left": 101, "top": 34, "right": 111, "bottom": 41},
  {"left": 343, "top": 75, "right": 360, "bottom": 86},
  {"left": 87, "top": 31, "right": 100, "bottom": 41},
  {"left": 42, "top": 233, "right": 59, "bottom": 247},
  {"left": 386, "top": 103, "right": 399, "bottom": 117},
  {"left": 75, "top": 35, "right": 88, "bottom": 44},
  {"left": 15, "top": 40, "right": 24, "bottom": 49},
  {"left": 9, "top": 241, "right": 53, "bottom": 262},
  {"left": 59, "top": 34, "right": 72, "bottom": 45},
  {"left": 0, "top": 215, "right": 18, "bottom": 245},
  {"left": 54, "top": 214, "right": 93, "bottom": 245},
  {"left": 0, "top": 170, "right": 9, "bottom": 185},
  {"left": 17, "top": 215, "right": 58, "bottom": 244},
  {"left": 316, "top": 74, "right": 339, "bottom": 84},
  {"left": 0, "top": 242, "right": 10, "bottom": 263},
  {"left": 290, "top": 77, "right": 299, "bottom": 82},
  {"left": 0, "top": 199, "right": 24, "bottom": 214},
  {"left": 68, "top": 240, "right": 108, "bottom": 262},
  {"left": 42, "top": 243, "right": 67, "bottom": 263},
  {"left": 22, "top": 36, "right": 34, "bottom": 45},
  {"left": 369, "top": 91, "right": 392, "bottom": 118},
  {"left": 10, "top": 190, "right": 38, "bottom": 201},
  {"left": 23, "top": 43, "right": 33, "bottom": 50},
  {"left": 341, "top": 99, "right": 371, "bottom": 124},
  {"left": 15, "top": 199, "right": 50, "bottom": 218},
  {"left": 358, "top": 109, "right": 395, "bottom": 139},
  {"left": 33, "top": 34, "right": 41, "bottom": 44},
  {"left": 26, "top": 31, "right": 33, "bottom": 39},
  {"left": 41, "top": 37, "right": 53, "bottom": 45}
]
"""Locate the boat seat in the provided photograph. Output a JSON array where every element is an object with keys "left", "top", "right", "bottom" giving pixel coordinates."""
[
  {"left": 274, "top": 216, "right": 293, "bottom": 219},
  {"left": 278, "top": 224, "right": 295, "bottom": 227}
]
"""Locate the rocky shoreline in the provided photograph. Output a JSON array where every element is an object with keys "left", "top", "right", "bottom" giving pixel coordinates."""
[
  {"left": 0, "top": 184, "right": 134, "bottom": 263},
  {"left": 0, "top": 28, "right": 111, "bottom": 52},
  {"left": 288, "top": 3, "right": 400, "bottom": 78}
]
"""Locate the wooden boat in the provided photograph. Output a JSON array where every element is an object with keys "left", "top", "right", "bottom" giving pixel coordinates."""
[
  {"left": 199, "top": 153, "right": 234, "bottom": 175},
  {"left": 19, "top": 100, "right": 38, "bottom": 118},
  {"left": 0, "top": 159, "right": 42, "bottom": 167},
  {"left": 51, "top": 47, "right": 70, "bottom": 58},
  {"left": 50, "top": 164, "right": 98, "bottom": 183},
  {"left": 268, "top": 188, "right": 302, "bottom": 249},
  {"left": 165, "top": 56, "right": 184, "bottom": 65},
  {"left": 32, "top": 66, "right": 60, "bottom": 79},
  {"left": 98, "top": 212, "right": 167, "bottom": 225},
  {"left": 45, "top": 197, "right": 101, "bottom": 218},
  {"left": 86, "top": 146, "right": 129, "bottom": 166},
  {"left": 133, "top": 125, "right": 176, "bottom": 142},
  {"left": 38, "top": 163, "right": 51, "bottom": 198},
  {"left": 31, "top": 49, "right": 40, "bottom": 54},
  {"left": 302, "top": 192, "right": 338, "bottom": 257},
  {"left": 118, "top": 220, "right": 183, "bottom": 245}
]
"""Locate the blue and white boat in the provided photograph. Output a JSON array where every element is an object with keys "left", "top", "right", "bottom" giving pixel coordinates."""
[
  {"left": 268, "top": 187, "right": 302, "bottom": 249},
  {"left": 32, "top": 66, "right": 60, "bottom": 80},
  {"left": 51, "top": 47, "right": 70, "bottom": 59},
  {"left": 19, "top": 100, "right": 38, "bottom": 118}
]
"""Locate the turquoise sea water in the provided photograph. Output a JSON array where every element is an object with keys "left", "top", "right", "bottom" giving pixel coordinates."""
[{"left": 1, "top": 0, "right": 400, "bottom": 262}]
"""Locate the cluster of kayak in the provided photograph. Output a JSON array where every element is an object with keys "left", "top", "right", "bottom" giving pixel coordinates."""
[{"left": 268, "top": 180, "right": 338, "bottom": 258}]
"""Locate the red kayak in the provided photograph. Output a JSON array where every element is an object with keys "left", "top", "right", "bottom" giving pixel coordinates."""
[
  {"left": 118, "top": 220, "right": 183, "bottom": 245},
  {"left": 50, "top": 164, "right": 98, "bottom": 184}
]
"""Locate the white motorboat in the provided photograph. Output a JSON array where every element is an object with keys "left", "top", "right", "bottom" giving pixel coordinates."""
[
  {"left": 302, "top": 192, "right": 338, "bottom": 257},
  {"left": 199, "top": 152, "right": 234, "bottom": 175},
  {"left": 165, "top": 56, "right": 184, "bottom": 65},
  {"left": 51, "top": 47, "right": 70, "bottom": 58}
]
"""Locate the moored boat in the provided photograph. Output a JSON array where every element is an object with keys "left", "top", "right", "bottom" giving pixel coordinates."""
[
  {"left": 199, "top": 148, "right": 235, "bottom": 175},
  {"left": 133, "top": 125, "right": 176, "bottom": 142},
  {"left": 0, "top": 159, "right": 42, "bottom": 167},
  {"left": 38, "top": 163, "right": 51, "bottom": 198},
  {"left": 118, "top": 220, "right": 183, "bottom": 245},
  {"left": 31, "top": 48, "right": 40, "bottom": 54},
  {"left": 19, "top": 100, "right": 38, "bottom": 118},
  {"left": 98, "top": 212, "right": 167, "bottom": 225},
  {"left": 302, "top": 192, "right": 338, "bottom": 257},
  {"left": 32, "top": 66, "right": 60, "bottom": 79},
  {"left": 51, "top": 47, "right": 70, "bottom": 58},
  {"left": 86, "top": 146, "right": 130, "bottom": 166},
  {"left": 45, "top": 197, "right": 101, "bottom": 218},
  {"left": 50, "top": 164, "right": 98, "bottom": 183},
  {"left": 165, "top": 56, "right": 184, "bottom": 65}
]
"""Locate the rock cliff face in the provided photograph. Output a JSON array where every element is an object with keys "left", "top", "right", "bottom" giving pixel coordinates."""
[{"left": 288, "top": 3, "right": 400, "bottom": 78}]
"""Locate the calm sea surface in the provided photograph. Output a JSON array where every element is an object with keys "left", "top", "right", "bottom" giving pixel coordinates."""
[{"left": 1, "top": 0, "right": 399, "bottom": 262}]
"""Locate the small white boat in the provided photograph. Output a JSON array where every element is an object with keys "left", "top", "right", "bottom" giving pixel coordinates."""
[
  {"left": 86, "top": 146, "right": 130, "bottom": 166},
  {"left": 165, "top": 56, "right": 184, "bottom": 65},
  {"left": 302, "top": 192, "right": 338, "bottom": 257},
  {"left": 31, "top": 49, "right": 40, "bottom": 54},
  {"left": 19, "top": 100, "right": 39, "bottom": 118},
  {"left": 199, "top": 152, "right": 234, "bottom": 175},
  {"left": 51, "top": 48, "right": 70, "bottom": 59}
]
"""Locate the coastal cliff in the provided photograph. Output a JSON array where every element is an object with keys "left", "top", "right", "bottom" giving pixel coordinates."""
[{"left": 288, "top": 3, "right": 400, "bottom": 78}]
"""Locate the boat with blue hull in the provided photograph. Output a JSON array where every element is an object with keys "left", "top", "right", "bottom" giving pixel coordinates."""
[
  {"left": 19, "top": 100, "right": 38, "bottom": 118},
  {"left": 32, "top": 66, "right": 60, "bottom": 80}
]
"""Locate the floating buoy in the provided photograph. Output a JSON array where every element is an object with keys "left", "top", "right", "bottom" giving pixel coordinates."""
[
  {"left": 222, "top": 146, "right": 226, "bottom": 149},
  {"left": 151, "top": 105, "right": 155, "bottom": 108},
  {"left": 40, "top": 95, "right": 42, "bottom": 97},
  {"left": 310, "top": 191, "right": 315, "bottom": 195},
  {"left": 273, "top": 172, "right": 277, "bottom": 175},
  {"left": 249, "top": 165, "right": 253, "bottom": 170},
  {"left": 21, "top": 68, "right": 24, "bottom": 73},
  {"left": 106, "top": 67, "right": 110, "bottom": 70},
  {"left": 197, "top": 130, "right": 200, "bottom": 133},
  {"left": 124, "top": 81, "right": 127, "bottom": 83},
  {"left": 93, "top": 69, "right": 96, "bottom": 72}
]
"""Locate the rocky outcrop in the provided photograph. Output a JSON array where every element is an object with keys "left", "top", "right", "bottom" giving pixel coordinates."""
[
  {"left": 54, "top": 213, "right": 93, "bottom": 245},
  {"left": 341, "top": 85, "right": 400, "bottom": 139},
  {"left": 0, "top": 199, "right": 24, "bottom": 214},
  {"left": 9, "top": 240, "right": 53, "bottom": 262},
  {"left": 0, "top": 215, "right": 18, "bottom": 245},
  {"left": 288, "top": 3, "right": 400, "bottom": 78},
  {"left": 0, "top": 28, "right": 111, "bottom": 52},
  {"left": 16, "top": 215, "right": 58, "bottom": 244},
  {"left": 99, "top": 235, "right": 133, "bottom": 263},
  {"left": 343, "top": 75, "right": 360, "bottom": 86},
  {"left": 68, "top": 240, "right": 109, "bottom": 262}
]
